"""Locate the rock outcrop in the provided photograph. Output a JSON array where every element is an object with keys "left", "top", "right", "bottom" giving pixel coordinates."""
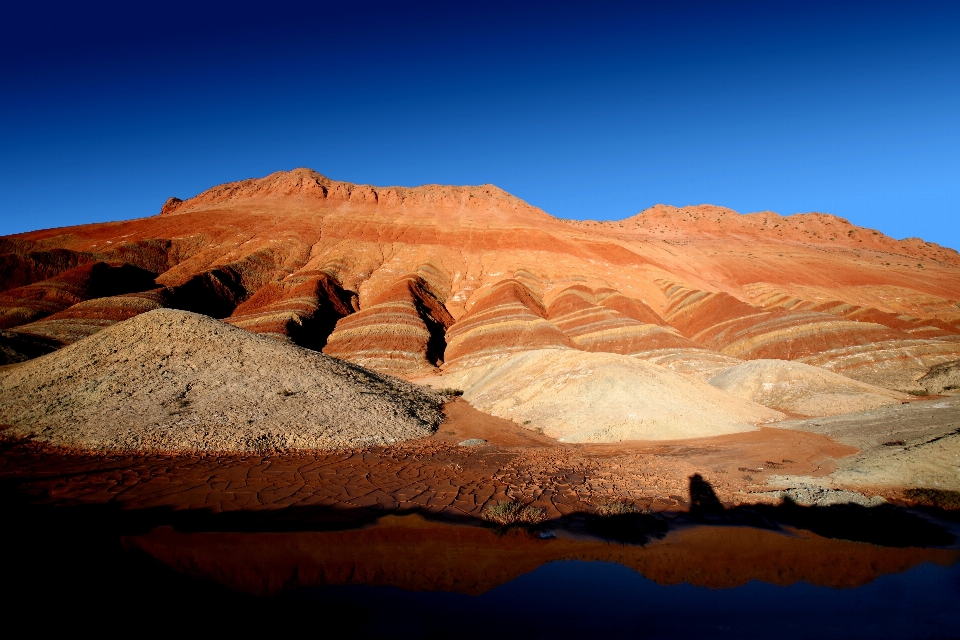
[
  {"left": 546, "top": 285, "right": 697, "bottom": 355},
  {"left": 0, "top": 261, "right": 157, "bottom": 329},
  {"left": 919, "top": 360, "right": 960, "bottom": 395},
  {"left": 658, "top": 280, "right": 905, "bottom": 361},
  {"left": 444, "top": 279, "right": 576, "bottom": 369},
  {"left": 323, "top": 272, "right": 453, "bottom": 376},
  {"left": 226, "top": 270, "right": 356, "bottom": 350}
]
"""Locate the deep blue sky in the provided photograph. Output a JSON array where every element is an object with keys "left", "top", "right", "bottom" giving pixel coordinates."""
[{"left": 2, "top": 0, "right": 959, "bottom": 249}]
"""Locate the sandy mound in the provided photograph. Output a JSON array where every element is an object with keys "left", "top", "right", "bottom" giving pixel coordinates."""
[
  {"left": 0, "top": 309, "right": 445, "bottom": 452},
  {"left": 425, "top": 349, "right": 783, "bottom": 442},
  {"left": 708, "top": 359, "right": 909, "bottom": 417}
]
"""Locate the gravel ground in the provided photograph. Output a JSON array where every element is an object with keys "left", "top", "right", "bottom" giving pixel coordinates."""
[{"left": 766, "top": 396, "right": 960, "bottom": 491}]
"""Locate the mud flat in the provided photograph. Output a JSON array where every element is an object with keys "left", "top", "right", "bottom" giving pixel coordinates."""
[{"left": 0, "top": 397, "right": 900, "bottom": 520}]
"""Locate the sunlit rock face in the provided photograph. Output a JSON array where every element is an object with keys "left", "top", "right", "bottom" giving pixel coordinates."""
[{"left": 2, "top": 167, "right": 959, "bottom": 391}]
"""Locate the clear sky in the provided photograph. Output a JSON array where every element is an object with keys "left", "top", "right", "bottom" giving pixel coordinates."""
[{"left": 2, "top": 0, "right": 959, "bottom": 249}]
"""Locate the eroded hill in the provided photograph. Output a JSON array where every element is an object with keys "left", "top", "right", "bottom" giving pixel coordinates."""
[{"left": 2, "top": 168, "right": 959, "bottom": 394}]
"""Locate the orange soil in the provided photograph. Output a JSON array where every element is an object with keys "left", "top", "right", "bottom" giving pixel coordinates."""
[{"left": 0, "top": 399, "right": 856, "bottom": 518}]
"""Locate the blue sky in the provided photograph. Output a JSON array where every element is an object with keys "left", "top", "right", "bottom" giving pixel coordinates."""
[{"left": 2, "top": 0, "right": 959, "bottom": 249}]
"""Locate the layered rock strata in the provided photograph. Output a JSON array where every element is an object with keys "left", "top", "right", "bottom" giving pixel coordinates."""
[
  {"left": 0, "top": 261, "right": 157, "bottom": 330},
  {"left": 226, "top": 270, "right": 356, "bottom": 349},
  {"left": 546, "top": 285, "right": 697, "bottom": 355},
  {"left": 742, "top": 282, "right": 960, "bottom": 338},
  {"left": 1, "top": 168, "right": 958, "bottom": 391},
  {"left": 323, "top": 273, "right": 454, "bottom": 376},
  {"left": 444, "top": 279, "right": 575, "bottom": 369},
  {"left": 658, "top": 280, "right": 906, "bottom": 361}
]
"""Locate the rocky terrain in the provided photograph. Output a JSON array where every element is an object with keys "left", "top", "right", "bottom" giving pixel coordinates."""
[
  {"left": 707, "top": 359, "right": 910, "bottom": 417},
  {"left": 0, "top": 309, "right": 445, "bottom": 451},
  {"left": 1, "top": 168, "right": 958, "bottom": 459}
]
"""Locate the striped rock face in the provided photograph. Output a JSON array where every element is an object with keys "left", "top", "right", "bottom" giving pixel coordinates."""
[
  {"left": 0, "top": 261, "right": 157, "bottom": 330},
  {"left": 226, "top": 271, "right": 356, "bottom": 350},
  {"left": 2, "top": 168, "right": 959, "bottom": 394},
  {"left": 742, "top": 282, "right": 960, "bottom": 339},
  {"left": 546, "top": 285, "right": 698, "bottom": 355},
  {"left": 444, "top": 279, "right": 575, "bottom": 369},
  {"left": 659, "top": 281, "right": 906, "bottom": 361},
  {"left": 799, "top": 337, "right": 960, "bottom": 393},
  {"left": 8, "top": 289, "right": 171, "bottom": 348},
  {"left": 323, "top": 274, "right": 454, "bottom": 376}
]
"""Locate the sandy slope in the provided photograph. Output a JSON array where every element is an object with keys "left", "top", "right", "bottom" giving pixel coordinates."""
[
  {"left": 424, "top": 348, "right": 784, "bottom": 442},
  {"left": 708, "top": 359, "right": 910, "bottom": 417},
  {"left": 0, "top": 309, "right": 445, "bottom": 451}
]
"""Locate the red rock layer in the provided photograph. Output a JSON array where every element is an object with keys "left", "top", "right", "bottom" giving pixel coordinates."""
[
  {"left": 658, "top": 280, "right": 906, "bottom": 360},
  {"left": 0, "top": 262, "right": 157, "bottom": 330},
  {"left": 444, "top": 279, "right": 576, "bottom": 368},
  {"left": 742, "top": 283, "right": 960, "bottom": 338},
  {"left": 8, "top": 289, "right": 171, "bottom": 348},
  {"left": 0, "top": 243, "right": 92, "bottom": 293},
  {"left": 225, "top": 270, "right": 356, "bottom": 350},
  {"left": 623, "top": 204, "right": 960, "bottom": 266},
  {"left": 546, "top": 285, "right": 698, "bottom": 355},
  {"left": 323, "top": 273, "right": 454, "bottom": 376},
  {"left": 2, "top": 168, "right": 959, "bottom": 382}
]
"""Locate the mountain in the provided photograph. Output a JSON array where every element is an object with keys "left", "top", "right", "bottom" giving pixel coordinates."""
[{"left": 3, "top": 168, "right": 959, "bottom": 392}]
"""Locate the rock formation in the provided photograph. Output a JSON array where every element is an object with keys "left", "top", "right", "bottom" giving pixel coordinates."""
[{"left": 1, "top": 167, "right": 958, "bottom": 396}]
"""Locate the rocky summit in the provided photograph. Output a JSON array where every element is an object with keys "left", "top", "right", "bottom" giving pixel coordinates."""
[{"left": 2, "top": 168, "right": 959, "bottom": 398}]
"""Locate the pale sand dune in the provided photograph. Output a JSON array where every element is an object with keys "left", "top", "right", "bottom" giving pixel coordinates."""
[
  {"left": 0, "top": 309, "right": 445, "bottom": 452},
  {"left": 425, "top": 348, "right": 784, "bottom": 442},
  {"left": 708, "top": 359, "right": 910, "bottom": 417}
]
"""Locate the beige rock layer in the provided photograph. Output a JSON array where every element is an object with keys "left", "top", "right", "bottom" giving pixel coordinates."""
[
  {"left": 707, "top": 359, "right": 910, "bottom": 417},
  {"left": 425, "top": 348, "right": 784, "bottom": 442}
]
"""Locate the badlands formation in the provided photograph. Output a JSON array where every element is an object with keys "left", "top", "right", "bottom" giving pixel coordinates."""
[{"left": 0, "top": 168, "right": 958, "bottom": 496}]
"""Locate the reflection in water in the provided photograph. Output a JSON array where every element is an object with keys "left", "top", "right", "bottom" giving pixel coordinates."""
[
  {"left": 5, "top": 459, "right": 960, "bottom": 637},
  {"left": 128, "top": 513, "right": 960, "bottom": 595},
  {"left": 297, "top": 560, "right": 960, "bottom": 639},
  {"left": 125, "top": 515, "right": 960, "bottom": 638}
]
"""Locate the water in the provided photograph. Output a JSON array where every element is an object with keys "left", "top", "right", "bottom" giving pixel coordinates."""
[
  {"left": 5, "top": 502, "right": 959, "bottom": 638},
  {"left": 297, "top": 560, "right": 960, "bottom": 639}
]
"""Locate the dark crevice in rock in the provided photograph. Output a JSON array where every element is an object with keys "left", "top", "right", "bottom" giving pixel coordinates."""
[{"left": 167, "top": 269, "right": 247, "bottom": 319}]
